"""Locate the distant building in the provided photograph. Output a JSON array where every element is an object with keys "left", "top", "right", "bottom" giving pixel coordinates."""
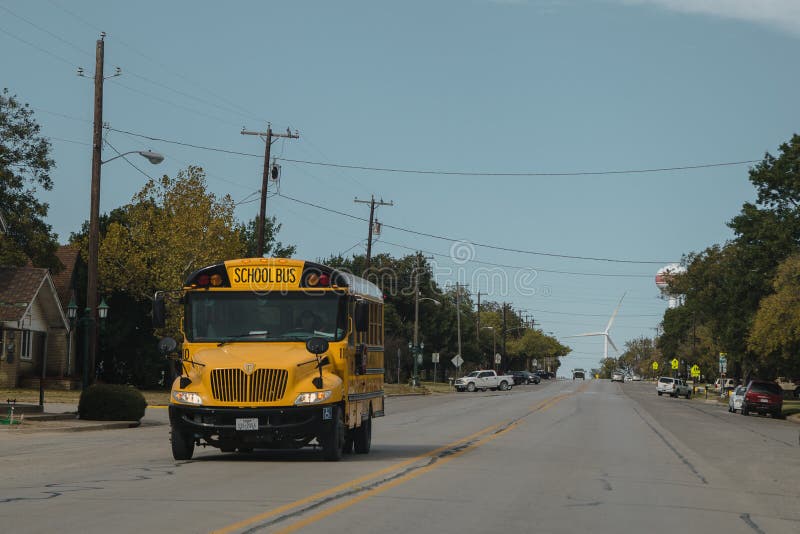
[{"left": 0, "top": 234, "right": 81, "bottom": 388}]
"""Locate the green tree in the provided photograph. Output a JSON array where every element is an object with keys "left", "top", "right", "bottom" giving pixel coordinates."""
[
  {"left": 618, "top": 337, "right": 660, "bottom": 377},
  {"left": 507, "top": 328, "right": 570, "bottom": 373},
  {"left": 661, "top": 135, "right": 800, "bottom": 379},
  {"left": 88, "top": 166, "right": 246, "bottom": 337},
  {"left": 239, "top": 215, "right": 296, "bottom": 258},
  {"left": 0, "top": 88, "right": 60, "bottom": 270},
  {"left": 748, "top": 254, "right": 800, "bottom": 377}
]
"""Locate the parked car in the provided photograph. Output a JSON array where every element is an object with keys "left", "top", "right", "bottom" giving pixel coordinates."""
[
  {"left": 611, "top": 371, "right": 624, "bottom": 383},
  {"left": 728, "top": 385, "right": 746, "bottom": 413},
  {"left": 714, "top": 378, "right": 736, "bottom": 392},
  {"left": 741, "top": 380, "right": 783, "bottom": 418},
  {"left": 657, "top": 376, "right": 691, "bottom": 398},
  {"left": 508, "top": 370, "right": 540, "bottom": 385}
]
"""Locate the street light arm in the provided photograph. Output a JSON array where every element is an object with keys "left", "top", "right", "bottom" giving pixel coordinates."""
[
  {"left": 101, "top": 150, "right": 164, "bottom": 165},
  {"left": 419, "top": 297, "right": 441, "bottom": 305}
]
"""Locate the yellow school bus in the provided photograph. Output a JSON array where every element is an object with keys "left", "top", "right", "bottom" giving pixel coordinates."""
[{"left": 153, "top": 258, "right": 384, "bottom": 461}]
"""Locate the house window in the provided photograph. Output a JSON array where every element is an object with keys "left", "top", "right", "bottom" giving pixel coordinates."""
[{"left": 20, "top": 330, "right": 32, "bottom": 360}]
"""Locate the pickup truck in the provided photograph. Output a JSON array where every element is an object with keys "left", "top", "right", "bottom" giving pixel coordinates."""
[
  {"left": 657, "top": 376, "right": 691, "bottom": 398},
  {"left": 454, "top": 370, "right": 514, "bottom": 392},
  {"left": 775, "top": 377, "right": 800, "bottom": 399}
]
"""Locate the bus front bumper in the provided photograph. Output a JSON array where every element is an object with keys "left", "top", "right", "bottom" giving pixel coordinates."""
[{"left": 169, "top": 404, "right": 337, "bottom": 446}]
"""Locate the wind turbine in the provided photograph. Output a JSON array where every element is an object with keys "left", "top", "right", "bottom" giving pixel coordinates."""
[{"left": 567, "top": 293, "right": 626, "bottom": 360}]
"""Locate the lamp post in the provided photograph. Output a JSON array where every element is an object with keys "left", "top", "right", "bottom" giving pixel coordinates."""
[
  {"left": 85, "top": 149, "right": 162, "bottom": 389},
  {"left": 67, "top": 296, "right": 110, "bottom": 391},
  {"left": 411, "top": 296, "right": 440, "bottom": 387}
]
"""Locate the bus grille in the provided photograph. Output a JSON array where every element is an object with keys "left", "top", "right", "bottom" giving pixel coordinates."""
[{"left": 210, "top": 369, "right": 288, "bottom": 403}]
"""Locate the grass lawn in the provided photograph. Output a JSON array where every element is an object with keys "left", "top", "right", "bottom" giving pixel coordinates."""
[
  {"left": 1, "top": 388, "right": 170, "bottom": 406},
  {"left": 4, "top": 381, "right": 454, "bottom": 407},
  {"left": 383, "top": 381, "right": 454, "bottom": 396},
  {"left": 784, "top": 400, "right": 800, "bottom": 417}
]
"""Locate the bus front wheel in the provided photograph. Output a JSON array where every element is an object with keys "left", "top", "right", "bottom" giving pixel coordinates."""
[
  {"left": 322, "top": 406, "right": 344, "bottom": 461},
  {"left": 171, "top": 427, "right": 194, "bottom": 461}
]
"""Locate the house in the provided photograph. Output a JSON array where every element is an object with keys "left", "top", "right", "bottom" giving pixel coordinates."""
[{"left": 0, "top": 266, "right": 71, "bottom": 388}]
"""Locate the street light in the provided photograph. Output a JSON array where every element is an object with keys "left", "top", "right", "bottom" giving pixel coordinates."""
[
  {"left": 101, "top": 150, "right": 165, "bottom": 165},
  {"left": 85, "top": 149, "right": 163, "bottom": 389},
  {"left": 69, "top": 296, "right": 111, "bottom": 391},
  {"left": 411, "top": 295, "right": 440, "bottom": 386}
]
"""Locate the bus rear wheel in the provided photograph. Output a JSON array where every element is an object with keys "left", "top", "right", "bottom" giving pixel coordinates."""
[{"left": 354, "top": 414, "right": 372, "bottom": 454}]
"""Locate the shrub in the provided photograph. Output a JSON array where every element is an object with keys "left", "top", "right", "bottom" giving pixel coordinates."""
[{"left": 78, "top": 384, "right": 147, "bottom": 421}]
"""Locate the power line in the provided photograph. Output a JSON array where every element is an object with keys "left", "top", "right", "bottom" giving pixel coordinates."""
[
  {"left": 108, "top": 79, "right": 243, "bottom": 128},
  {"left": 378, "top": 239, "right": 655, "bottom": 278},
  {"left": 44, "top": 0, "right": 266, "bottom": 124},
  {"left": 276, "top": 157, "right": 759, "bottom": 177},
  {"left": 0, "top": 4, "right": 94, "bottom": 58},
  {"left": 104, "top": 128, "right": 757, "bottom": 179},
  {"left": 0, "top": 24, "right": 77, "bottom": 67},
  {"left": 106, "top": 127, "right": 260, "bottom": 158},
  {"left": 275, "top": 192, "right": 674, "bottom": 264},
  {"left": 33, "top": 107, "right": 91, "bottom": 123}
]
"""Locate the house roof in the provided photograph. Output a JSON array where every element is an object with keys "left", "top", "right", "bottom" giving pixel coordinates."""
[
  {"left": 0, "top": 267, "right": 49, "bottom": 322},
  {"left": 52, "top": 245, "right": 80, "bottom": 310},
  {"left": 0, "top": 266, "right": 68, "bottom": 329}
]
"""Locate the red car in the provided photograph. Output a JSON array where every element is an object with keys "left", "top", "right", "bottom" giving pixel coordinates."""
[{"left": 742, "top": 380, "right": 784, "bottom": 419}]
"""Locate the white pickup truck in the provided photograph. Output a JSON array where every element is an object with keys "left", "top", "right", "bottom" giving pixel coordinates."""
[{"left": 454, "top": 370, "right": 514, "bottom": 392}]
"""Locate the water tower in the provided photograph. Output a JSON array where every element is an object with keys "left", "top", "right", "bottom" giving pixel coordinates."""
[{"left": 656, "top": 263, "right": 686, "bottom": 308}]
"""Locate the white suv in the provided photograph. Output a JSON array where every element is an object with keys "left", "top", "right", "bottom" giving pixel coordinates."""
[{"left": 657, "top": 377, "right": 691, "bottom": 398}]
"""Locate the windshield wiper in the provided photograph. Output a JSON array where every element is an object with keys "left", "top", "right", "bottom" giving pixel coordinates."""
[{"left": 217, "top": 331, "right": 269, "bottom": 346}]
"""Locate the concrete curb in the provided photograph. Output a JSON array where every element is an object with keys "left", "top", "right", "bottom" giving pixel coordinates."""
[{"left": 1, "top": 419, "right": 145, "bottom": 433}]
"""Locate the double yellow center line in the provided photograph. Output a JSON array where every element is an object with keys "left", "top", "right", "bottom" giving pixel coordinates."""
[{"left": 215, "top": 384, "right": 585, "bottom": 533}]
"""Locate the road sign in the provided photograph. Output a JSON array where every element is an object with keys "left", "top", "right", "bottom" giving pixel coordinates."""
[
  {"left": 652, "top": 362, "right": 659, "bottom": 371},
  {"left": 671, "top": 358, "right": 679, "bottom": 370},
  {"left": 451, "top": 354, "right": 463, "bottom": 368},
  {"left": 417, "top": 353, "right": 423, "bottom": 364},
  {"left": 532, "top": 359, "right": 538, "bottom": 367},
  {"left": 494, "top": 353, "right": 502, "bottom": 365},
  {"left": 719, "top": 353, "right": 727, "bottom": 374},
  {"left": 690, "top": 365, "right": 700, "bottom": 378},
  {"left": 432, "top": 352, "right": 440, "bottom": 363}
]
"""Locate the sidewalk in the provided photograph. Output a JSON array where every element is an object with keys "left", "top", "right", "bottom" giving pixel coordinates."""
[{"left": 1, "top": 402, "right": 164, "bottom": 433}]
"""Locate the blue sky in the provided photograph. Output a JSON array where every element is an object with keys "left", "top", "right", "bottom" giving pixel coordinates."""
[{"left": 2, "top": 0, "right": 799, "bottom": 373}]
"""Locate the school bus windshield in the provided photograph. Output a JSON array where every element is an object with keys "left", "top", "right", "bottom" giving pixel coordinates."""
[{"left": 185, "top": 291, "right": 347, "bottom": 343}]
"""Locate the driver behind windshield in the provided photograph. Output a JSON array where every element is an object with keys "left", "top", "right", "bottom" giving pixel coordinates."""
[{"left": 296, "top": 310, "right": 321, "bottom": 332}]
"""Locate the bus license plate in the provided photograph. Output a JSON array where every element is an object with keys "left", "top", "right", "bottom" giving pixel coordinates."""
[{"left": 236, "top": 418, "right": 258, "bottom": 431}]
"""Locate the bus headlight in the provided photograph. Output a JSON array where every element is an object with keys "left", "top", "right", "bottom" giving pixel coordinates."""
[
  {"left": 172, "top": 391, "right": 203, "bottom": 405},
  {"left": 294, "top": 390, "right": 332, "bottom": 405}
]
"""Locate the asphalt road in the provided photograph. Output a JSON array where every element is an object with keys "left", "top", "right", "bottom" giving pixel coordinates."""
[{"left": 1, "top": 380, "right": 798, "bottom": 533}]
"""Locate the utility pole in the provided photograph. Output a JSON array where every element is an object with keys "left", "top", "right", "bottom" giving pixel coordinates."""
[
  {"left": 502, "top": 302, "right": 508, "bottom": 371},
  {"left": 475, "top": 291, "right": 483, "bottom": 343},
  {"left": 241, "top": 124, "right": 299, "bottom": 257},
  {"left": 454, "top": 282, "right": 468, "bottom": 370},
  {"left": 84, "top": 33, "right": 106, "bottom": 390},
  {"left": 354, "top": 195, "right": 393, "bottom": 273}
]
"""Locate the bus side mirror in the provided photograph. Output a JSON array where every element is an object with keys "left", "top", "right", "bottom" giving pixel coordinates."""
[
  {"left": 152, "top": 293, "right": 166, "bottom": 328},
  {"left": 306, "top": 336, "right": 329, "bottom": 355},
  {"left": 354, "top": 300, "right": 369, "bottom": 333}
]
